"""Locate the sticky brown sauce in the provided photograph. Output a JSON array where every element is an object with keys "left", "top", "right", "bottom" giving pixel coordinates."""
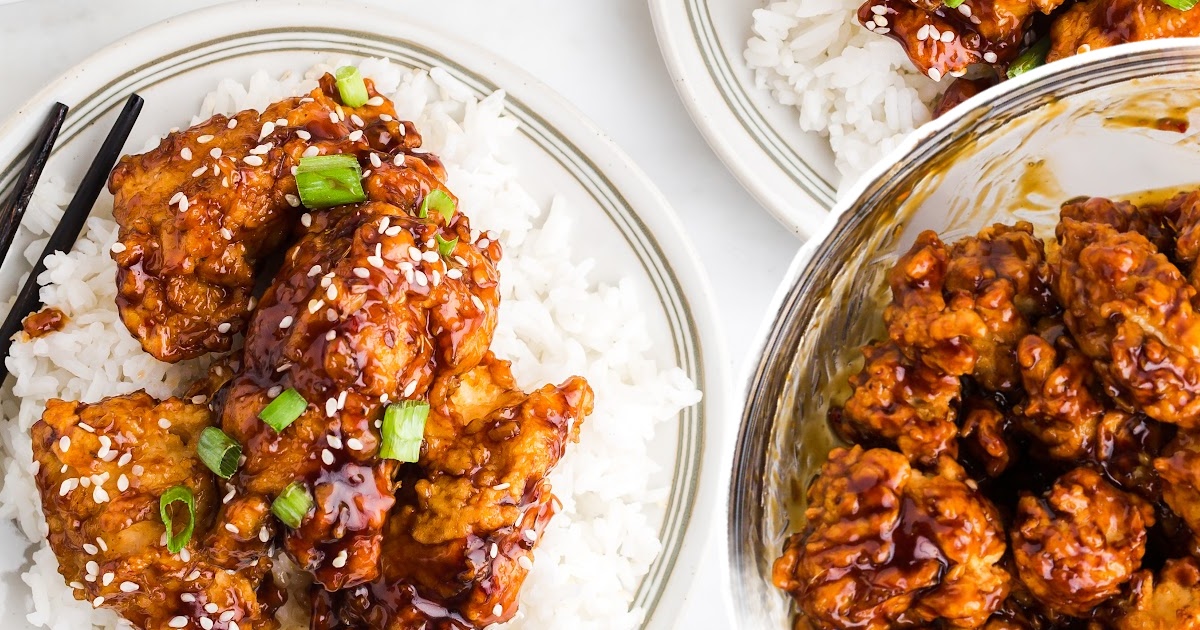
[{"left": 22, "top": 307, "right": 67, "bottom": 339}]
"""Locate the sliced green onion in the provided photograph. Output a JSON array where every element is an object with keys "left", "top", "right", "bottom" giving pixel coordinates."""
[
  {"left": 271, "top": 481, "right": 313, "bottom": 529},
  {"left": 419, "top": 190, "right": 456, "bottom": 223},
  {"left": 1006, "top": 38, "right": 1051, "bottom": 79},
  {"left": 942, "top": 0, "right": 965, "bottom": 7},
  {"left": 380, "top": 401, "right": 429, "bottom": 462},
  {"left": 335, "top": 66, "right": 369, "bottom": 108},
  {"left": 295, "top": 154, "right": 367, "bottom": 209},
  {"left": 436, "top": 234, "right": 459, "bottom": 257},
  {"left": 198, "top": 427, "right": 242, "bottom": 479},
  {"left": 1161, "top": 0, "right": 1199, "bottom": 11},
  {"left": 159, "top": 485, "right": 195, "bottom": 554},
  {"left": 259, "top": 388, "right": 308, "bottom": 432}
]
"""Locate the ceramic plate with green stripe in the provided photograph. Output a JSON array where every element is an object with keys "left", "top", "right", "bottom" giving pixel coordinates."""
[
  {"left": 0, "top": 2, "right": 727, "bottom": 628},
  {"left": 650, "top": 0, "right": 838, "bottom": 238}
]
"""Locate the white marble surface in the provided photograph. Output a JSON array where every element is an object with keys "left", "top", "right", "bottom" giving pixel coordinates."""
[{"left": 0, "top": 1, "right": 808, "bottom": 627}]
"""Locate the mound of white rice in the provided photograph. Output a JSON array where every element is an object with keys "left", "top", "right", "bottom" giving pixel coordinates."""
[
  {"left": 744, "top": 0, "right": 945, "bottom": 189},
  {"left": 0, "top": 59, "right": 701, "bottom": 629}
]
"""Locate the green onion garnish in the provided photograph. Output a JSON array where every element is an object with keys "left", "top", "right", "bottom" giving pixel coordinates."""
[
  {"left": 436, "top": 234, "right": 459, "bottom": 257},
  {"left": 335, "top": 66, "right": 370, "bottom": 108},
  {"left": 942, "top": 0, "right": 965, "bottom": 7},
  {"left": 380, "top": 401, "right": 429, "bottom": 462},
  {"left": 197, "top": 427, "right": 242, "bottom": 479},
  {"left": 159, "top": 485, "right": 195, "bottom": 554},
  {"left": 271, "top": 481, "right": 313, "bottom": 528},
  {"left": 1006, "top": 38, "right": 1051, "bottom": 79},
  {"left": 295, "top": 155, "right": 367, "bottom": 209},
  {"left": 1161, "top": 0, "right": 1199, "bottom": 10},
  {"left": 259, "top": 388, "right": 308, "bottom": 432},
  {"left": 419, "top": 190, "right": 456, "bottom": 223}
]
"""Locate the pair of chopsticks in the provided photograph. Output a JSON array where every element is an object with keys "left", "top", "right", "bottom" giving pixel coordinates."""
[{"left": 0, "top": 94, "right": 144, "bottom": 382}]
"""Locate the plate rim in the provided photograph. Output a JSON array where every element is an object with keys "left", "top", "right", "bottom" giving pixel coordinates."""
[
  {"left": 0, "top": 2, "right": 733, "bottom": 628},
  {"left": 647, "top": 0, "right": 835, "bottom": 238}
]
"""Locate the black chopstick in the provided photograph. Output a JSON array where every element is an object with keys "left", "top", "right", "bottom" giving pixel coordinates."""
[
  {"left": 0, "top": 103, "right": 68, "bottom": 259},
  {"left": 0, "top": 94, "right": 143, "bottom": 381}
]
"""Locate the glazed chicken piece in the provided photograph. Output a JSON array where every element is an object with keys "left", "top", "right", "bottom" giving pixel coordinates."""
[
  {"left": 30, "top": 393, "right": 280, "bottom": 629},
  {"left": 1047, "top": 0, "right": 1200, "bottom": 62},
  {"left": 214, "top": 191, "right": 500, "bottom": 593},
  {"left": 934, "top": 74, "right": 1000, "bottom": 118},
  {"left": 1113, "top": 558, "right": 1200, "bottom": 630},
  {"left": 772, "top": 446, "right": 1010, "bottom": 630},
  {"left": 959, "top": 395, "right": 1015, "bottom": 478},
  {"left": 1054, "top": 217, "right": 1200, "bottom": 426},
  {"left": 885, "top": 223, "right": 1052, "bottom": 392},
  {"left": 1058, "top": 195, "right": 1175, "bottom": 252},
  {"left": 1015, "top": 327, "right": 1109, "bottom": 460},
  {"left": 312, "top": 354, "right": 593, "bottom": 629},
  {"left": 1154, "top": 430, "right": 1200, "bottom": 553},
  {"left": 1173, "top": 191, "right": 1200, "bottom": 284},
  {"left": 833, "top": 341, "right": 962, "bottom": 467},
  {"left": 1011, "top": 467, "right": 1154, "bottom": 616},
  {"left": 108, "top": 72, "right": 418, "bottom": 362},
  {"left": 857, "top": 0, "right": 1065, "bottom": 80}
]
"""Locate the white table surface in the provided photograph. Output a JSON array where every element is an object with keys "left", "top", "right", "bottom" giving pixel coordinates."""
[{"left": 0, "top": 0, "right": 807, "bottom": 627}]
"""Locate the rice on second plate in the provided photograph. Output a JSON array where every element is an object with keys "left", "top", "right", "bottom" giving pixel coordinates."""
[
  {"left": 0, "top": 59, "right": 701, "bottom": 629},
  {"left": 744, "top": 0, "right": 944, "bottom": 189}
]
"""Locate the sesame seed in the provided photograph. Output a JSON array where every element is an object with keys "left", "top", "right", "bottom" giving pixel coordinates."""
[
  {"left": 180, "top": 547, "right": 191, "bottom": 562},
  {"left": 275, "top": 118, "right": 288, "bottom": 127},
  {"left": 471, "top": 295, "right": 485, "bottom": 310},
  {"left": 308, "top": 299, "right": 325, "bottom": 314},
  {"left": 220, "top": 227, "right": 233, "bottom": 241},
  {"left": 325, "top": 398, "right": 337, "bottom": 417},
  {"left": 181, "top": 593, "right": 196, "bottom": 603},
  {"left": 958, "top": 2, "right": 972, "bottom": 15},
  {"left": 181, "top": 148, "right": 193, "bottom": 161},
  {"left": 223, "top": 486, "right": 236, "bottom": 503},
  {"left": 191, "top": 395, "right": 207, "bottom": 404},
  {"left": 446, "top": 268, "right": 462, "bottom": 280},
  {"left": 351, "top": 114, "right": 365, "bottom": 127},
  {"left": 865, "top": 20, "right": 876, "bottom": 30},
  {"left": 267, "top": 385, "right": 283, "bottom": 398},
  {"left": 69, "top": 581, "right": 84, "bottom": 590},
  {"left": 348, "top": 130, "right": 364, "bottom": 142},
  {"left": 92, "top": 596, "right": 105, "bottom": 607},
  {"left": 329, "top": 112, "right": 340, "bottom": 124},
  {"left": 493, "top": 483, "right": 510, "bottom": 491},
  {"left": 278, "top": 316, "right": 293, "bottom": 329},
  {"left": 186, "top": 570, "right": 201, "bottom": 581},
  {"left": 197, "top": 134, "right": 214, "bottom": 144},
  {"left": 414, "top": 271, "right": 428, "bottom": 287},
  {"left": 291, "top": 166, "right": 298, "bottom": 176},
  {"left": 490, "top": 543, "right": 498, "bottom": 558},
  {"left": 325, "top": 330, "right": 336, "bottom": 341},
  {"left": 220, "top": 611, "right": 236, "bottom": 623},
  {"left": 493, "top": 604, "right": 503, "bottom": 616},
  {"left": 870, "top": 3, "right": 886, "bottom": 12},
  {"left": 928, "top": 67, "right": 942, "bottom": 82},
  {"left": 332, "top": 549, "right": 347, "bottom": 568},
  {"left": 97, "top": 537, "right": 107, "bottom": 551},
  {"left": 83, "top": 543, "right": 99, "bottom": 554},
  {"left": 259, "top": 527, "right": 270, "bottom": 542},
  {"left": 209, "top": 148, "right": 222, "bottom": 159},
  {"left": 117, "top": 475, "right": 129, "bottom": 492},
  {"left": 350, "top": 267, "right": 370, "bottom": 279},
  {"left": 276, "top": 362, "right": 291, "bottom": 373},
  {"left": 518, "top": 555, "right": 533, "bottom": 571},
  {"left": 337, "top": 390, "right": 348, "bottom": 409},
  {"left": 379, "top": 131, "right": 392, "bottom": 145},
  {"left": 367, "top": 255, "right": 384, "bottom": 268},
  {"left": 133, "top": 465, "right": 144, "bottom": 476},
  {"left": 281, "top": 193, "right": 300, "bottom": 208},
  {"left": 217, "top": 321, "right": 232, "bottom": 334},
  {"left": 403, "top": 381, "right": 417, "bottom": 398},
  {"left": 366, "top": 96, "right": 385, "bottom": 107},
  {"left": 86, "top": 561, "right": 99, "bottom": 576},
  {"left": 295, "top": 130, "right": 311, "bottom": 141},
  {"left": 81, "top": 476, "right": 91, "bottom": 488},
  {"left": 225, "top": 523, "right": 239, "bottom": 534},
  {"left": 303, "top": 145, "right": 320, "bottom": 158},
  {"left": 322, "top": 449, "right": 334, "bottom": 465},
  {"left": 523, "top": 529, "right": 537, "bottom": 542},
  {"left": 422, "top": 251, "right": 440, "bottom": 264},
  {"left": 158, "top": 418, "right": 172, "bottom": 429},
  {"left": 59, "top": 435, "right": 70, "bottom": 452},
  {"left": 243, "top": 155, "right": 264, "bottom": 167},
  {"left": 230, "top": 622, "right": 240, "bottom": 630},
  {"left": 984, "top": 51, "right": 998, "bottom": 63},
  {"left": 204, "top": 603, "right": 219, "bottom": 614},
  {"left": 260, "top": 121, "right": 276, "bottom": 139},
  {"left": 228, "top": 118, "right": 238, "bottom": 129},
  {"left": 326, "top": 285, "right": 338, "bottom": 300},
  {"left": 393, "top": 154, "right": 404, "bottom": 166},
  {"left": 347, "top": 438, "right": 363, "bottom": 451},
  {"left": 178, "top": 196, "right": 190, "bottom": 212},
  {"left": 301, "top": 213, "right": 312, "bottom": 227},
  {"left": 102, "top": 572, "right": 114, "bottom": 586},
  {"left": 873, "top": 14, "right": 887, "bottom": 25},
  {"left": 200, "top": 618, "right": 214, "bottom": 630},
  {"left": 380, "top": 114, "right": 393, "bottom": 122},
  {"left": 308, "top": 264, "right": 323, "bottom": 277},
  {"left": 250, "top": 143, "right": 273, "bottom": 155},
  {"left": 940, "top": 30, "right": 954, "bottom": 42},
  {"left": 169, "top": 616, "right": 188, "bottom": 628}
]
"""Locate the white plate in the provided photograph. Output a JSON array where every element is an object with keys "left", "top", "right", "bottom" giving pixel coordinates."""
[
  {"left": 0, "top": 2, "right": 729, "bottom": 628},
  {"left": 649, "top": 0, "right": 838, "bottom": 237}
]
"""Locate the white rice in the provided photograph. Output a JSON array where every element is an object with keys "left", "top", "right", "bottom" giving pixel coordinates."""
[
  {"left": 0, "top": 58, "right": 701, "bottom": 629},
  {"left": 743, "top": 0, "right": 945, "bottom": 189}
]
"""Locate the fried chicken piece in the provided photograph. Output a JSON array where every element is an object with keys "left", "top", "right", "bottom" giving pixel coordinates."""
[
  {"left": 1011, "top": 467, "right": 1154, "bottom": 616},
  {"left": 858, "top": 0, "right": 1063, "bottom": 79},
  {"left": 30, "top": 393, "right": 280, "bottom": 629},
  {"left": 1015, "top": 330, "right": 1107, "bottom": 460},
  {"left": 1113, "top": 558, "right": 1200, "bottom": 630},
  {"left": 772, "top": 446, "right": 1010, "bottom": 630},
  {"left": 885, "top": 224, "right": 1051, "bottom": 391},
  {"left": 109, "top": 73, "right": 418, "bottom": 362},
  {"left": 215, "top": 195, "right": 499, "bottom": 593},
  {"left": 934, "top": 74, "right": 1000, "bottom": 118},
  {"left": 1174, "top": 191, "right": 1200, "bottom": 283},
  {"left": 1059, "top": 195, "right": 1174, "bottom": 253},
  {"left": 834, "top": 342, "right": 962, "bottom": 467},
  {"left": 959, "top": 395, "right": 1015, "bottom": 478},
  {"left": 1154, "top": 430, "right": 1200, "bottom": 551},
  {"left": 1054, "top": 218, "right": 1200, "bottom": 426},
  {"left": 311, "top": 355, "right": 593, "bottom": 629},
  {"left": 1048, "top": 0, "right": 1200, "bottom": 62}
]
